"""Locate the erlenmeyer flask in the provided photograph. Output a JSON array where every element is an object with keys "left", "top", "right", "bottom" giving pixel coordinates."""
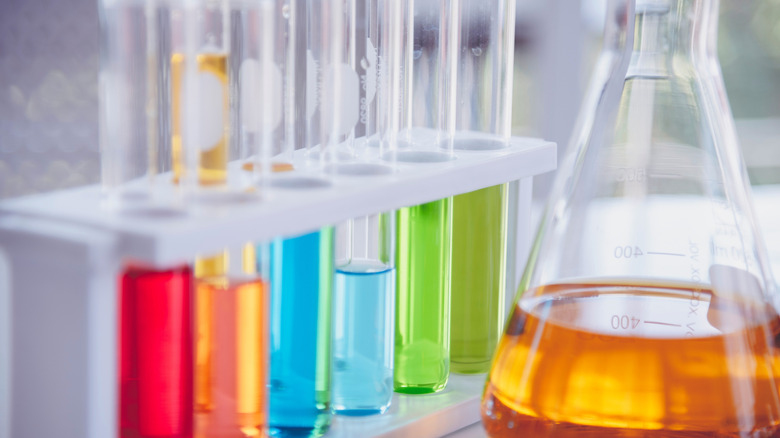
[{"left": 482, "top": 0, "right": 780, "bottom": 436}]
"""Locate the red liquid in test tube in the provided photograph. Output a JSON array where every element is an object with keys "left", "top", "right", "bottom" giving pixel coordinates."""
[{"left": 119, "top": 265, "right": 194, "bottom": 438}]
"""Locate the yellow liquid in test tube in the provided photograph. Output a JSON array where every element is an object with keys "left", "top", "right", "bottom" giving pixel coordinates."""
[
  {"left": 235, "top": 278, "right": 267, "bottom": 435},
  {"left": 171, "top": 53, "right": 229, "bottom": 186}
]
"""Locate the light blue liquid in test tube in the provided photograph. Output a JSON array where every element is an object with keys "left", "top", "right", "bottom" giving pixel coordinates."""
[
  {"left": 332, "top": 210, "right": 396, "bottom": 415},
  {"left": 264, "top": 229, "right": 334, "bottom": 437},
  {"left": 332, "top": 260, "right": 395, "bottom": 415},
  {"left": 329, "top": 0, "right": 403, "bottom": 415}
]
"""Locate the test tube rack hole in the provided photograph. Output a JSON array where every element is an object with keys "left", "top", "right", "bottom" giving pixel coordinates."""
[
  {"left": 269, "top": 176, "right": 334, "bottom": 190},
  {"left": 387, "top": 150, "right": 456, "bottom": 164},
  {"left": 324, "top": 163, "right": 395, "bottom": 177}
]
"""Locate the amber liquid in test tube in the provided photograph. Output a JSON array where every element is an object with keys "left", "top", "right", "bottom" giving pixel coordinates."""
[
  {"left": 170, "top": 0, "right": 230, "bottom": 188},
  {"left": 171, "top": 52, "right": 229, "bottom": 186}
]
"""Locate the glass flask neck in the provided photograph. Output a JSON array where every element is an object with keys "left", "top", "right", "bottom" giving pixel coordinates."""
[{"left": 628, "top": 0, "right": 717, "bottom": 78}]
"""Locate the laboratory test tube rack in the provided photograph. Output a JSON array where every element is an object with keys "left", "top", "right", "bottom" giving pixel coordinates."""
[{"left": 0, "top": 132, "right": 555, "bottom": 438}]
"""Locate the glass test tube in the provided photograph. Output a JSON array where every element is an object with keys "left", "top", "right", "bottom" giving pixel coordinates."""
[
  {"left": 262, "top": 1, "right": 334, "bottom": 436},
  {"left": 194, "top": 246, "right": 268, "bottom": 438},
  {"left": 102, "top": 2, "right": 195, "bottom": 436},
  {"left": 232, "top": 0, "right": 287, "bottom": 191},
  {"left": 100, "top": 0, "right": 175, "bottom": 211},
  {"left": 264, "top": 228, "right": 334, "bottom": 437},
  {"left": 171, "top": 0, "right": 233, "bottom": 195},
  {"left": 393, "top": 0, "right": 459, "bottom": 394},
  {"left": 449, "top": 0, "right": 515, "bottom": 374},
  {"left": 304, "top": 0, "right": 357, "bottom": 168},
  {"left": 119, "top": 264, "right": 193, "bottom": 438},
  {"left": 180, "top": 2, "right": 232, "bottom": 428},
  {"left": 333, "top": 214, "right": 395, "bottom": 416},
  {"left": 331, "top": 0, "right": 405, "bottom": 415},
  {"left": 191, "top": 2, "right": 281, "bottom": 436}
]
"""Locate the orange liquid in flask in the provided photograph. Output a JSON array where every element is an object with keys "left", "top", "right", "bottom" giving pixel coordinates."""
[{"left": 482, "top": 282, "right": 780, "bottom": 437}]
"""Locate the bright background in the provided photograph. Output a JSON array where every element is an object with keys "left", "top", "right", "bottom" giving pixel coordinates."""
[{"left": 1, "top": 0, "right": 779, "bottom": 199}]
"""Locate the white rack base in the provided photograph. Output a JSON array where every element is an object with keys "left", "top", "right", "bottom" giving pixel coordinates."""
[{"left": 329, "top": 374, "right": 485, "bottom": 438}]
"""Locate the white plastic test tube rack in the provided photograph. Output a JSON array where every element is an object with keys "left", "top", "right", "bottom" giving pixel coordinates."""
[{"left": 0, "top": 131, "right": 555, "bottom": 438}]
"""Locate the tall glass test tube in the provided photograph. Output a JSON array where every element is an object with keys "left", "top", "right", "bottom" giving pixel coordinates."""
[
  {"left": 449, "top": 0, "right": 515, "bottom": 374},
  {"left": 264, "top": 1, "right": 335, "bottom": 436},
  {"left": 100, "top": 0, "right": 175, "bottom": 211},
  {"left": 101, "top": 2, "right": 197, "bottom": 437},
  {"left": 304, "top": 0, "right": 356, "bottom": 168},
  {"left": 171, "top": 0, "right": 231, "bottom": 192},
  {"left": 185, "top": 2, "right": 274, "bottom": 422},
  {"left": 191, "top": 4, "right": 283, "bottom": 431},
  {"left": 233, "top": 0, "right": 284, "bottom": 190},
  {"left": 331, "top": 0, "right": 405, "bottom": 415},
  {"left": 393, "top": 0, "right": 459, "bottom": 394}
]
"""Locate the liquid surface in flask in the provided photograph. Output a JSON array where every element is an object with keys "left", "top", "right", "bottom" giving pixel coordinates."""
[
  {"left": 171, "top": 52, "right": 229, "bottom": 185},
  {"left": 332, "top": 260, "right": 395, "bottom": 415},
  {"left": 482, "top": 281, "right": 780, "bottom": 437}
]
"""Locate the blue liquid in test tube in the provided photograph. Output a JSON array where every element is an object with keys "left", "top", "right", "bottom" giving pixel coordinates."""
[
  {"left": 332, "top": 260, "right": 395, "bottom": 415},
  {"left": 264, "top": 229, "right": 334, "bottom": 437},
  {"left": 328, "top": 0, "right": 403, "bottom": 415}
]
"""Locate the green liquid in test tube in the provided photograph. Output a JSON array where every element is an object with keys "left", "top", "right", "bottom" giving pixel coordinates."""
[
  {"left": 394, "top": 198, "right": 452, "bottom": 393},
  {"left": 392, "top": 0, "right": 459, "bottom": 393},
  {"left": 450, "top": 185, "right": 508, "bottom": 374},
  {"left": 449, "top": 0, "right": 515, "bottom": 374}
]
